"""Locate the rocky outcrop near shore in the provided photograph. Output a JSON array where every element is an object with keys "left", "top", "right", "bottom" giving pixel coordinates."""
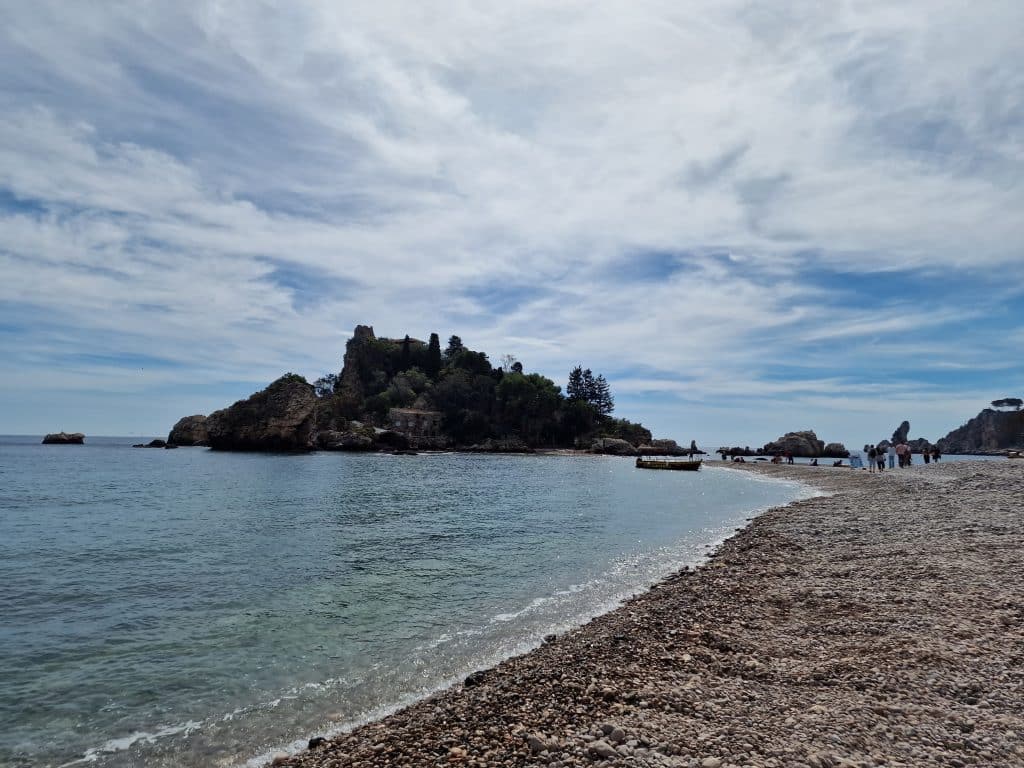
[
  {"left": 636, "top": 439, "right": 689, "bottom": 456},
  {"left": 760, "top": 430, "right": 847, "bottom": 457},
  {"left": 937, "top": 408, "right": 1024, "bottom": 454},
  {"left": 281, "top": 461, "right": 1024, "bottom": 768},
  {"left": 167, "top": 415, "right": 209, "bottom": 446},
  {"left": 590, "top": 437, "right": 638, "bottom": 456},
  {"left": 465, "top": 437, "right": 533, "bottom": 453},
  {"left": 42, "top": 432, "right": 84, "bottom": 444},
  {"left": 717, "top": 445, "right": 757, "bottom": 457},
  {"left": 206, "top": 374, "right": 318, "bottom": 452},
  {"left": 821, "top": 441, "right": 850, "bottom": 458}
]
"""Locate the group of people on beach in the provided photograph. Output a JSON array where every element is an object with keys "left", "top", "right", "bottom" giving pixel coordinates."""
[{"left": 862, "top": 442, "right": 941, "bottom": 472}]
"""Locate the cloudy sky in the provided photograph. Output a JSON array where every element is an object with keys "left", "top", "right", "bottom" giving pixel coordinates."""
[{"left": 1, "top": 0, "right": 1021, "bottom": 446}]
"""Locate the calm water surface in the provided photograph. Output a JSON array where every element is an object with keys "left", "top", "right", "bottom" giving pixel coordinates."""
[{"left": 0, "top": 437, "right": 817, "bottom": 767}]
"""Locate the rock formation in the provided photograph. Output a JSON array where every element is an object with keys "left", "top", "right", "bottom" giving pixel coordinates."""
[
  {"left": 467, "top": 437, "right": 534, "bottom": 453},
  {"left": 590, "top": 437, "right": 638, "bottom": 456},
  {"left": 822, "top": 442, "right": 851, "bottom": 458},
  {"left": 133, "top": 439, "right": 167, "bottom": 448},
  {"left": 42, "top": 432, "right": 84, "bottom": 444},
  {"left": 937, "top": 408, "right": 1024, "bottom": 454},
  {"left": 205, "top": 374, "right": 318, "bottom": 452},
  {"left": 167, "top": 415, "right": 209, "bottom": 446},
  {"left": 637, "top": 439, "right": 687, "bottom": 456},
  {"left": 717, "top": 446, "right": 757, "bottom": 457},
  {"left": 891, "top": 420, "right": 911, "bottom": 444},
  {"left": 759, "top": 430, "right": 826, "bottom": 458}
]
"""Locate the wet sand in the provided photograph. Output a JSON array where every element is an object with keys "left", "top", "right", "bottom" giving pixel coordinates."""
[{"left": 278, "top": 460, "right": 1023, "bottom": 767}]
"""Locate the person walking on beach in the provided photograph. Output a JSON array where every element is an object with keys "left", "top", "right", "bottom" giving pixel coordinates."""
[
  {"left": 867, "top": 445, "right": 877, "bottom": 473},
  {"left": 895, "top": 441, "right": 908, "bottom": 468},
  {"left": 876, "top": 446, "right": 885, "bottom": 472},
  {"left": 887, "top": 443, "right": 896, "bottom": 469}
]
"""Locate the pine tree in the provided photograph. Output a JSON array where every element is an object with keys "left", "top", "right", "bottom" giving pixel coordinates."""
[
  {"left": 445, "top": 335, "right": 464, "bottom": 359},
  {"left": 582, "top": 368, "right": 596, "bottom": 403},
  {"left": 593, "top": 374, "right": 614, "bottom": 417},
  {"left": 567, "top": 366, "right": 585, "bottom": 401}
]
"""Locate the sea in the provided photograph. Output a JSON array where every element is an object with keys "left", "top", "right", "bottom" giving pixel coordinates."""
[{"left": 3, "top": 434, "right": 940, "bottom": 768}]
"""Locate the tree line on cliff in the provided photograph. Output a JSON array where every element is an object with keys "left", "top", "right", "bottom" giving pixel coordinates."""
[{"left": 312, "top": 326, "right": 650, "bottom": 448}]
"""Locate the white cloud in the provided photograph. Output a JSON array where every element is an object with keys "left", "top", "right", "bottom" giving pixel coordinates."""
[{"left": 0, "top": 0, "right": 1021, "bottom": 437}]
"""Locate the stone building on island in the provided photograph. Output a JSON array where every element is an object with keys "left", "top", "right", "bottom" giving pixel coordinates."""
[{"left": 388, "top": 408, "right": 443, "bottom": 439}]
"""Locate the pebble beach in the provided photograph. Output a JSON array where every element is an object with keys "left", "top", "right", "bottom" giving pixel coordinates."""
[{"left": 280, "top": 460, "right": 1023, "bottom": 768}]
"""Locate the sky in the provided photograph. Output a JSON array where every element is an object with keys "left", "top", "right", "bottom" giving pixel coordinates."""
[{"left": 0, "top": 1, "right": 1022, "bottom": 447}]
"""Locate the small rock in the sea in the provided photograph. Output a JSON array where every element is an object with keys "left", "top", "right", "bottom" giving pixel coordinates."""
[
  {"left": 307, "top": 736, "right": 326, "bottom": 749},
  {"left": 463, "top": 670, "right": 487, "bottom": 687}
]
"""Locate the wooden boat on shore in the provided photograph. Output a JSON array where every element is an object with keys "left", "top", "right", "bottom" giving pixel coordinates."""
[{"left": 635, "top": 456, "right": 702, "bottom": 471}]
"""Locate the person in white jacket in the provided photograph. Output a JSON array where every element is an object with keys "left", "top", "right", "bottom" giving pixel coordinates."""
[{"left": 887, "top": 444, "right": 896, "bottom": 469}]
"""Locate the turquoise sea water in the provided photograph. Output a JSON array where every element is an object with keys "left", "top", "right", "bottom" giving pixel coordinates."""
[{"left": 0, "top": 437, "right": 814, "bottom": 768}]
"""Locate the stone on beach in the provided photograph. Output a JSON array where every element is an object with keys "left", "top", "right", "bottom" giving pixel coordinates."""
[{"left": 278, "top": 461, "right": 1024, "bottom": 768}]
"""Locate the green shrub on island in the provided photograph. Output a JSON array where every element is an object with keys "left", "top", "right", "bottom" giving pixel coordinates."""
[{"left": 312, "top": 325, "right": 652, "bottom": 449}]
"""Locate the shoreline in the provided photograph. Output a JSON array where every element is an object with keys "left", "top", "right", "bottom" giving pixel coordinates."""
[{"left": 276, "top": 460, "right": 1023, "bottom": 767}]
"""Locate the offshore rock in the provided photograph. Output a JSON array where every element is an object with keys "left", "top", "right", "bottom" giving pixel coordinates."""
[
  {"left": 133, "top": 439, "right": 167, "bottom": 448},
  {"left": 822, "top": 442, "right": 850, "bottom": 458},
  {"left": 167, "top": 415, "right": 209, "bottom": 446},
  {"left": 760, "top": 430, "right": 826, "bottom": 457},
  {"left": 591, "top": 437, "right": 638, "bottom": 456},
  {"left": 638, "top": 439, "right": 685, "bottom": 456},
  {"left": 892, "top": 420, "right": 911, "bottom": 444},
  {"left": 937, "top": 407, "right": 1024, "bottom": 453},
  {"left": 206, "top": 374, "right": 317, "bottom": 452},
  {"left": 42, "top": 432, "right": 85, "bottom": 444}
]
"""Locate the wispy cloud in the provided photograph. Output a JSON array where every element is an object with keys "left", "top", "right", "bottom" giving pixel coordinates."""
[{"left": 0, "top": 0, "right": 1021, "bottom": 444}]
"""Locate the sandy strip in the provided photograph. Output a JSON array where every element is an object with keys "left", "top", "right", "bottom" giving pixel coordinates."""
[{"left": 279, "top": 461, "right": 1023, "bottom": 768}]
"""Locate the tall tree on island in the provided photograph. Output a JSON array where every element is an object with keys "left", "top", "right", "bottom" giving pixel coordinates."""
[
  {"left": 567, "top": 365, "right": 586, "bottom": 401},
  {"left": 425, "top": 333, "right": 442, "bottom": 377},
  {"left": 445, "top": 335, "right": 464, "bottom": 360},
  {"left": 593, "top": 374, "right": 614, "bottom": 417},
  {"left": 400, "top": 335, "right": 412, "bottom": 371}
]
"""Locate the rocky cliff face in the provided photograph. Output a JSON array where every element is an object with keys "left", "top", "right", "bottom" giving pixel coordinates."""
[
  {"left": 205, "top": 374, "right": 318, "bottom": 452},
  {"left": 167, "top": 415, "right": 209, "bottom": 446},
  {"left": 937, "top": 409, "right": 1024, "bottom": 454}
]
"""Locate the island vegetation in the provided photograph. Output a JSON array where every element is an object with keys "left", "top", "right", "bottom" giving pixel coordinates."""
[
  {"left": 312, "top": 325, "right": 651, "bottom": 450},
  {"left": 177, "top": 325, "right": 674, "bottom": 452}
]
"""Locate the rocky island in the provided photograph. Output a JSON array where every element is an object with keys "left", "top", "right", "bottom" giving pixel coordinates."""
[
  {"left": 42, "top": 432, "right": 85, "bottom": 444},
  {"left": 757, "top": 430, "right": 849, "bottom": 458},
  {"left": 170, "top": 325, "right": 677, "bottom": 454}
]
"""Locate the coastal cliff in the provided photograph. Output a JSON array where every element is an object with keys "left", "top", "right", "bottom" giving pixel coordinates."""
[
  {"left": 937, "top": 408, "right": 1024, "bottom": 454},
  {"left": 206, "top": 374, "right": 318, "bottom": 452}
]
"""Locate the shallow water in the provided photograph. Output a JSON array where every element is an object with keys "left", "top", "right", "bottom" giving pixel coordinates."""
[{"left": 0, "top": 437, "right": 812, "bottom": 767}]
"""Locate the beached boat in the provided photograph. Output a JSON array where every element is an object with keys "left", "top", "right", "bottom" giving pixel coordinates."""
[
  {"left": 635, "top": 457, "right": 702, "bottom": 471},
  {"left": 1008, "top": 450, "right": 1022, "bottom": 459}
]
